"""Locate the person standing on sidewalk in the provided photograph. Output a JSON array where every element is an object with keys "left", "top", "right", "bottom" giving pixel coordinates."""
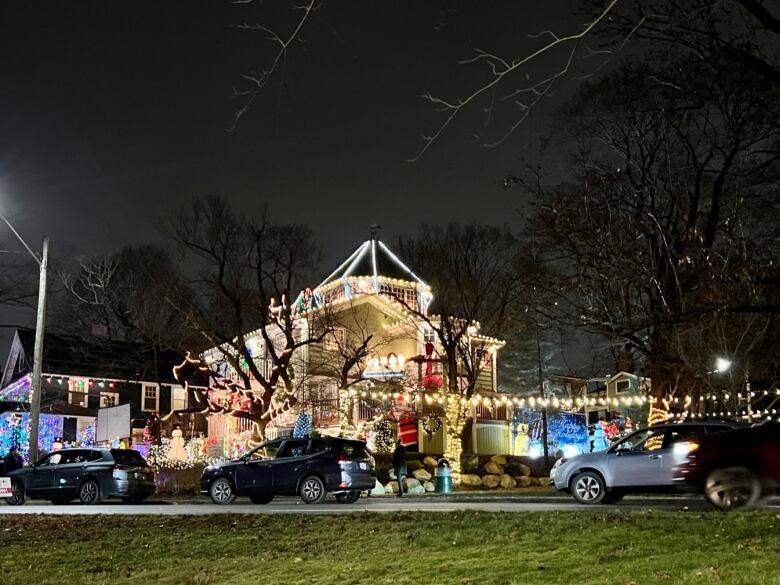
[{"left": 392, "top": 441, "right": 407, "bottom": 497}]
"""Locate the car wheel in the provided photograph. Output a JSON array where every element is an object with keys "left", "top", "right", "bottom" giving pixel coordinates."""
[
  {"left": 335, "top": 490, "right": 361, "bottom": 504},
  {"left": 249, "top": 494, "right": 274, "bottom": 505},
  {"left": 571, "top": 471, "right": 607, "bottom": 505},
  {"left": 209, "top": 477, "right": 236, "bottom": 505},
  {"left": 299, "top": 476, "right": 325, "bottom": 504},
  {"left": 705, "top": 467, "right": 762, "bottom": 511},
  {"left": 78, "top": 479, "right": 102, "bottom": 505},
  {"left": 6, "top": 480, "right": 25, "bottom": 506}
]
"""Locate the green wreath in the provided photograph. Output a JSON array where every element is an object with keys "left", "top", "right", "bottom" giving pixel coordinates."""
[{"left": 422, "top": 413, "right": 442, "bottom": 435}]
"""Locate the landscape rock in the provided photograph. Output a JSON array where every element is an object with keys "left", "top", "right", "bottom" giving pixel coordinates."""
[
  {"left": 490, "top": 455, "right": 507, "bottom": 466},
  {"left": 505, "top": 463, "right": 531, "bottom": 477},
  {"left": 423, "top": 456, "right": 439, "bottom": 468},
  {"left": 515, "top": 476, "right": 532, "bottom": 487},
  {"left": 403, "top": 477, "right": 422, "bottom": 491},
  {"left": 408, "top": 483, "right": 426, "bottom": 495},
  {"left": 462, "top": 456, "right": 480, "bottom": 473},
  {"left": 527, "top": 477, "right": 540, "bottom": 486},
  {"left": 499, "top": 474, "right": 516, "bottom": 489},
  {"left": 371, "top": 480, "right": 386, "bottom": 496},
  {"left": 407, "top": 460, "right": 424, "bottom": 472},
  {"left": 424, "top": 481, "right": 435, "bottom": 492},
  {"left": 484, "top": 461, "right": 504, "bottom": 475},
  {"left": 412, "top": 469, "right": 432, "bottom": 482},
  {"left": 460, "top": 474, "right": 483, "bottom": 487},
  {"left": 385, "top": 482, "right": 398, "bottom": 494},
  {"left": 481, "top": 474, "right": 501, "bottom": 488}
]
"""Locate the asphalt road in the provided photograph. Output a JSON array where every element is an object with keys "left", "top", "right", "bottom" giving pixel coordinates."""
[{"left": 2, "top": 495, "right": 778, "bottom": 515}]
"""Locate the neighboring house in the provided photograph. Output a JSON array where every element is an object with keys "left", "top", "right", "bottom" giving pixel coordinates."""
[
  {"left": 581, "top": 372, "right": 650, "bottom": 424},
  {"left": 0, "top": 329, "right": 204, "bottom": 449}
]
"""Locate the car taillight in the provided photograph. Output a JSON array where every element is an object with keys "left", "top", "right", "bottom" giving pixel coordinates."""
[{"left": 337, "top": 455, "right": 352, "bottom": 464}]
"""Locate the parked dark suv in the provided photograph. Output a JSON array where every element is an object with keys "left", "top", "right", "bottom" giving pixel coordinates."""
[
  {"left": 4, "top": 448, "right": 155, "bottom": 505},
  {"left": 201, "top": 435, "right": 375, "bottom": 505}
]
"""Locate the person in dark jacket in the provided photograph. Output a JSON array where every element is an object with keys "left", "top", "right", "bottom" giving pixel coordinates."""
[
  {"left": 2, "top": 446, "right": 24, "bottom": 475},
  {"left": 392, "top": 441, "right": 407, "bottom": 497}
]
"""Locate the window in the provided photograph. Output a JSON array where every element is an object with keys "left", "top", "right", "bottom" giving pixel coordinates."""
[
  {"left": 423, "top": 328, "right": 436, "bottom": 344},
  {"left": 68, "top": 378, "right": 89, "bottom": 407},
  {"left": 309, "top": 440, "right": 329, "bottom": 454},
  {"left": 172, "top": 386, "right": 187, "bottom": 411},
  {"left": 142, "top": 384, "right": 159, "bottom": 411},
  {"left": 615, "top": 428, "right": 665, "bottom": 452},
  {"left": 324, "top": 328, "right": 346, "bottom": 352},
  {"left": 100, "top": 392, "right": 119, "bottom": 408},
  {"left": 664, "top": 426, "right": 705, "bottom": 449},
  {"left": 247, "top": 440, "right": 283, "bottom": 460},
  {"left": 475, "top": 348, "right": 492, "bottom": 369},
  {"left": 616, "top": 380, "right": 630, "bottom": 393},
  {"left": 277, "top": 439, "right": 309, "bottom": 459}
]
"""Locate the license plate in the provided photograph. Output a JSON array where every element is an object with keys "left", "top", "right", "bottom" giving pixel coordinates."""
[{"left": 359, "top": 462, "right": 367, "bottom": 470}]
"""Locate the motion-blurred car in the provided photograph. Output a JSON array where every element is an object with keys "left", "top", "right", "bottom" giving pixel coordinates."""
[
  {"left": 4, "top": 448, "right": 155, "bottom": 505},
  {"left": 673, "top": 421, "right": 780, "bottom": 510},
  {"left": 201, "top": 435, "right": 375, "bottom": 505},
  {"left": 553, "top": 422, "right": 737, "bottom": 504}
]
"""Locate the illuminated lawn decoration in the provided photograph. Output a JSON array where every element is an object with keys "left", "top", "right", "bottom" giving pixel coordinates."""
[{"left": 0, "top": 412, "right": 62, "bottom": 463}]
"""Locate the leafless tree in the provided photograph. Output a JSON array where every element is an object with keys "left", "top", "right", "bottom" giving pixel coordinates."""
[
  {"left": 160, "top": 196, "right": 327, "bottom": 442},
  {"left": 396, "top": 223, "right": 528, "bottom": 467},
  {"left": 524, "top": 54, "right": 780, "bottom": 409}
]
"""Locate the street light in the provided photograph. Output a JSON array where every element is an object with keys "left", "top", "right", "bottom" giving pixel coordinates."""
[
  {"left": 0, "top": 213, "right": 49, "bottom": 463},
  {"left": 713, "top": 357, "right": 753, "bottom": 423}
]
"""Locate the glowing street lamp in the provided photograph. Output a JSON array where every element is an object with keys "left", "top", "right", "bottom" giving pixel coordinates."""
[{"left": 715, "top": 357, "right": 733, "bottom": 374}]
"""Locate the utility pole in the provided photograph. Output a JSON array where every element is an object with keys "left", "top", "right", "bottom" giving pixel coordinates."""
[
  {"left": 535, "top": 316, "right": 549, "bottom": 461},
  {"left": 0, "top": 214, "right": 49, "bottom": 463},
  {"left": 28, "top": 237, "right": 49, "bottom": 463}
]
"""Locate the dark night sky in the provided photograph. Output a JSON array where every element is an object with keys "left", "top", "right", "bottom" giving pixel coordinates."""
[{"left": 0, "top": 0, "right": 584, "bottom": 350}]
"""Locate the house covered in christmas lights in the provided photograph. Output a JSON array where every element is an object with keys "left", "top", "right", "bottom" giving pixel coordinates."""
[{"left": 201, "top": 238, "right": 507, "bottom": 456}]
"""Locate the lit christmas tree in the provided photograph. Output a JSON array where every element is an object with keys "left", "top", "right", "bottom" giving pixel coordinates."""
[
  {"left": 373, "top": 418, "right": 394, "bottom": 453},
  {"left": 292, "top": 412, "right": 312, "bottom": 438},
  {"left": 82, "top": 425, "right": 95, "bottom": 447}
]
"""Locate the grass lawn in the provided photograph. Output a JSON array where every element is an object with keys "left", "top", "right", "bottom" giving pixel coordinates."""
[{"left": 1, "top": 511, "right": 778, "bottom": 585}]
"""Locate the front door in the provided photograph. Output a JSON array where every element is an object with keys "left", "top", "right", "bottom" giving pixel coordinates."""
[
  {"left": 271, "top": 439, "right": 310, "bottom": 494},
  {"left": 608, "top": 428, "right": 667, "bottom": 487}
]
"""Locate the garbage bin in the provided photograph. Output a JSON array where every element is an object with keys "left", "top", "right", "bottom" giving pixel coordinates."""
[{"left": 435, "top": 458, "right": 452, "bottom": 494}]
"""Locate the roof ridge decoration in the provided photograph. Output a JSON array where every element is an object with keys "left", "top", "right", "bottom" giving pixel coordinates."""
[{"left": 293, "top": 238, "right": 432, "bottom": 316}]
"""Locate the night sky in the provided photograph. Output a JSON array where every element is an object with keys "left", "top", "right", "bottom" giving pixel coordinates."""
[{"left": 0, "top": 1, "right": 584, "bottom": 350}]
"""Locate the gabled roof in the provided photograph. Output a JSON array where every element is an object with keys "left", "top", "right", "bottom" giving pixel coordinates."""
[{"left": 1, "top": 329, "right": 184, "bottom": 386}]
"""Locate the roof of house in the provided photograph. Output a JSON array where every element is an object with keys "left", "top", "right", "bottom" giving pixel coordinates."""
[{"left": 7, "top": 329, "right": 184, "bottom": 385}]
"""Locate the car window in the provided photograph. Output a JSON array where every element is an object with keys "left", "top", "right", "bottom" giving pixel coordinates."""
[
  {"left": 277, "top": 440, "right": 309, "bottom": 459},
  {"left": 36, "top": 453, "right": 57, "bottom": 466},
  {"left": 57, "top": 450, "right": 89, "bottom": 465},
  {"left": 89, "top": 451, "right": 104, "bottom": 462},
  {"left": 247, "top": 441, "right": 283, "bottom": 461},
  {"left": 111, "top": 450, "right": 147, "bottom": 466},
  {"left": 664, "top": 426, "right": 705, "bottom": 448},
  {"left": 309, "top": 440, "right": 329, "bottom": 455},
  {"left": 338, "top": 442, "right": 369, "bottom": 458},
  {"left": 615, "top": 428, "right": 665, "bottom": 452}
]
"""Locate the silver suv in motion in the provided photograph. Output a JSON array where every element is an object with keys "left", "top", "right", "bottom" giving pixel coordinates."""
[{"left": 553, "top": 422, "right": 738, "bottom": 504}]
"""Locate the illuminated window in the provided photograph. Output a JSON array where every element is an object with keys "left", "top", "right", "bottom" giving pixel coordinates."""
[
  {"left": 172, "top": 386, "right": 187, "bottom": 411},
  {"left": 68, "top": 378, "right": 89, "bottom": 407},
  {"left": 142, "top": 384, "right": 159, "bottom": 411},
  {"left": 324, "top": 328, "right": 346, "bottom": 352},
  {"left": 99, "top": 392, "right": 119, "bottom": 408}
]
